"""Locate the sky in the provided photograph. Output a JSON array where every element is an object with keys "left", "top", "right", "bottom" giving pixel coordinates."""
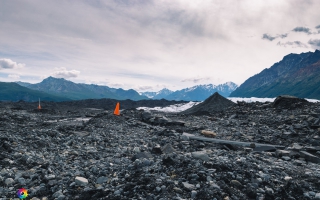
[{"left": 0, "top": 0, "right": 320, "bottom": 92}]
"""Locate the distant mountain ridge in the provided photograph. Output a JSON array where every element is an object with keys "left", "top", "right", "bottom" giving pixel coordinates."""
[
  {"left": 9, "top": 77, "right": 237, "bottom": 102},
  {"left": 0, "top": 82, "right": 70, "bottom": 102},
  {"left": 230, "top": 50, "right": 320, "bottom": 99},
  {"left": 141, "top": 82, "right": 238, "bottom": 101},
  {"left": 18, "top": 77, "right": 148, "bottom": 101}
]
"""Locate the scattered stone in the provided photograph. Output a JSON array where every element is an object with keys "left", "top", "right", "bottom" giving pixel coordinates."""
[
  {"left": 273, "top": 95, "right": 309, "bottom": 109},
  {"left": 191, "top": 151, "right": 210, "bottom": 161},
  {"left": 182, "top": 182, "right": 195, "bottom": 191},
  {"left": 96, "top": 176, "right": 108, "bottom": 184},
  {"left": 75, "top": 177, "right": 88, "bottom": 186},
  {"left": 191, "top": 190, "right": 197, "bottom": 199},
  {"left": 0, "top": 97, "right": 319, "bottom": 199},
  {"left": 201, "top": 130, "right": 217, "bottom": 138},
  {"left": 173, "top": 187, "right": 183, "bottom": 193},
  {"left": 275, "top": 150, "right": 291, "bottom": 157},
  {"left": 230, "top": 180, "right": 242, "bottom": 188},
  {"left": 300, "top": 151, "right": 320, "bottom": 163},
  {"left": 131, "top": 152, "right": 153, "bottom": 161},
  {"left": 161, "top": 143, "right": 176, "bottom": 154},
  {"left": 5, "top": 178, "right": 14, "bottom": 185}
]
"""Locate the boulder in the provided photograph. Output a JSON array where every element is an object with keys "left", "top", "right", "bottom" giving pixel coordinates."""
[
  {"left": 201, "top": 130, "right": 217, "bottom": 138},
  {"left": 273, "top": 95, "right": 309, "bottom": 109}
]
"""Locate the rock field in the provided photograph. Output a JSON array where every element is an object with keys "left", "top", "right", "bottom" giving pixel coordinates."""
[{"left": 0, "top": 96, "right": 320, "bottom": 200}]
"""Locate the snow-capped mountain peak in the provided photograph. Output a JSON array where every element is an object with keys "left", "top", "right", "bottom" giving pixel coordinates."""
[{"left": 141, "top": 82, "right": 238, "bottom": 101}]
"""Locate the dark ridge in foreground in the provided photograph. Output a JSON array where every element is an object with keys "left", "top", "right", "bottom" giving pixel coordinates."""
[
  {"left": 0, "top": 98, "right": 187, "bottom": 112},
  {"left": 181, "top": 92, "right": 236, "bottom": 115}
]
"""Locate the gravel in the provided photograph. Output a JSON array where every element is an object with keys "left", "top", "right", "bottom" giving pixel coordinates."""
[{"left": 0, "top": 98, "right": 319, "bottom": 199}]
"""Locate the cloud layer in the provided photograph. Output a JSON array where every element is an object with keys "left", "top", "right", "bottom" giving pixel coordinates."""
[
  {"left": 0, "top": 58, "right": 25, "bottom": 70},
  {"left": 52, "top": 67, "right": 80, "bottom": 78},
  {"left": 0, "top": 0, "right": 320, "bottom": 90},
  {"left": 292, "top": 26, "right": 311, "bottom": 34},
  {"left": 277, "top": 41, "right": 308, "bottom": 48},
  {"left": 308, "top": 39, "right": 320, "bottom": 48}
]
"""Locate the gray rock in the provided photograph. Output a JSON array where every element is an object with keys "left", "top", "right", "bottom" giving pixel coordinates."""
[
  {"left": 5, "top": 178, "right": 14, "bottom": 185},
  {"left": 131, "top": 152, "right": 153, "bottom": 161},
  {"left": 45, "top": 174, "right": 56, "bottom": 180},
  {"left": 162, "top": 144, "right": 176, "bottom": 154},
  {"left": 114, "top": 190, "right": 121, "bottom": 195},
  {"left": 300, "top": 151, "right": 320, "bottom": 163},
  {"left": 282, "top": 156, "right": 291, "bottom": 161},
  {"left": 133, "top": 147, "right": 140, "bottom": 152},
  {"left": 314, "top": 193, "right": 320, "bottom": 200},
  {"left": 191, "top": 151, "right": 210, "bottom": 161},
  {"left": 17, "top": 177, "right": 26, "bottom": 185},
  {"left": 141, "top": 111, "right": 152, "bottom": 121},
  {"left": 191, "top": 190, "right": 197, "bottom": 198},
  {"left": 96, "top": 176, "right": 108, "bottom": 184},
  {"left": 173, "top": 187, "right": 183, "bottom": 193},
  {"left": 75, "top": 176, "right": 88, "bottom": 186},
  {"left": 53, "top": 190, "right": 63, "bottom": 198},
  {"left": 182, "top": 182, "right": 195, "bottom": 191},
  {"left": 230, "top": 180, "right": 242, "bottom": 188},
  {"left": 275, "top": 150, "right": 291, "bottom": 157}
]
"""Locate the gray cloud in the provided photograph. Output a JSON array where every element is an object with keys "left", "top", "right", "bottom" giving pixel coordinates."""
[
  {"left": 277, "top": 41, "right": 308, "bottom": 48},
  {"left": 292, "top": 26, "right": 311, "bottom": 34},
  {"left": 1, "top": 1, "right": 320, "bottom": 89},
  {"left": 315, "top": 25, "right": 320, "bottom": 29},
  {"left": 308, "top": 39, "right": 320, "bottom": 48},
  {"left": 8, "top": 74, "right": 20, "bottom": 79},
  {"left": 262, "top": 33, "right": 288, "bottom": 41},
  {"left": 262, "top": 34, "right": 276, "bottom": 41},
  {"left": 52, "top": 67, "right": 80, "bottom": 78},
  {"left": 279, "top": 33, "right": 288, "bottom": 38},
  {"left": 181, "top": 77, "right": 211, "bottom": 83},
  {"left": 135, "top": 85, "right": 154, "bottom": 91},
  {"left": 0, "top": 58, "right": 25, "bottom": 69}
]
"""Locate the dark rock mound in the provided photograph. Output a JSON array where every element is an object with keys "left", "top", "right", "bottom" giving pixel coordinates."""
[
  {"left": 181, "top": 92, "right": 236, "bottom": 115},
  {"left": 273, "top": 95, "right": 309, "bottom": 109}
]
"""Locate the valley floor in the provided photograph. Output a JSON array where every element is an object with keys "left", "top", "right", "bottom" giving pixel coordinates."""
[{"left": 0, "top": 100, "right": 320, "bottom": 200}]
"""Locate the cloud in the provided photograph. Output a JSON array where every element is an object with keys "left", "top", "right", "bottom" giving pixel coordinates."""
[
  {"left": 262, "top": 33, "right": 288, "bottom": 41},
  {"left": 279, "top": 33, "right": 288, "bottom": 38},
  {"left": 52, "top": 67, "right": 80, "bottom": 78},
  {"left": 262, "top": 34, "right": 276, "bottom": 41},
  {"left": 135, "top": 85, "right": 154, "bottom": 91},
  {"left": 108, "top": 83, "right": 125, "bottom": 88},
  {"left": 308, "top": 39, "right": 320, "bottom": 48},
  {"left": 277, "top": 41, "right": 308, "bottom": 48},
  {"left": 0, "top": 58, "right": 25, "bottom": 69},
  {"left": 315, "top": 25, "right": 320, "bottom": 29},
  {"left": 181, "top": 77, "right": 211, "bottom": 83},
  {"left": 292, "top": 26, "right": 311, "bottom": 34},
  {"left": 8, "top": 74, "right": 20, "bottom": 79}
]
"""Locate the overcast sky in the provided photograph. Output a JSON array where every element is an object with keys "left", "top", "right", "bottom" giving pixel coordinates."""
[{"left": 0, "top": 0, "right": 320, "bottom": 92}]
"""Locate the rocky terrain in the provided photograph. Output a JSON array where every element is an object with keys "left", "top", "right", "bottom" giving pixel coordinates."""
[{"left": 0, "top": 96, "right": 320, "bottom": 200}]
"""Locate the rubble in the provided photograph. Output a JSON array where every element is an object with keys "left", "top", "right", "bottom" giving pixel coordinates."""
[{"left": 0, "top": 99, "right": 319, "bottom": 199}]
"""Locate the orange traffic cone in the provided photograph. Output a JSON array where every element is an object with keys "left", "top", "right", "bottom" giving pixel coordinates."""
[
  {"left": 113, "top": 102, "right": 120, "bottom": 116},
  {"left": 38, "top": 98, "right": 41, "bottom": 110}
]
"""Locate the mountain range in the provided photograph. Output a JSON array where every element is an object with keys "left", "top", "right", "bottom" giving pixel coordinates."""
[
  {"left": 230, "top": 49, "right": 320, "bottom": 99},
  {"left": 141, "top": 82, "right": 238, "bottom": 101},
  {"left": 0, "top": 77, "right": 238, "bottom": 102},
  {"left": 15, "top": 77, "right": 147, "bottom": 101},
  {"left": 3, "top": 49, "right": 317, "bottom": 102},
  {"left": 0, "top": 82, "right": 70, "bottom": 102}
]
